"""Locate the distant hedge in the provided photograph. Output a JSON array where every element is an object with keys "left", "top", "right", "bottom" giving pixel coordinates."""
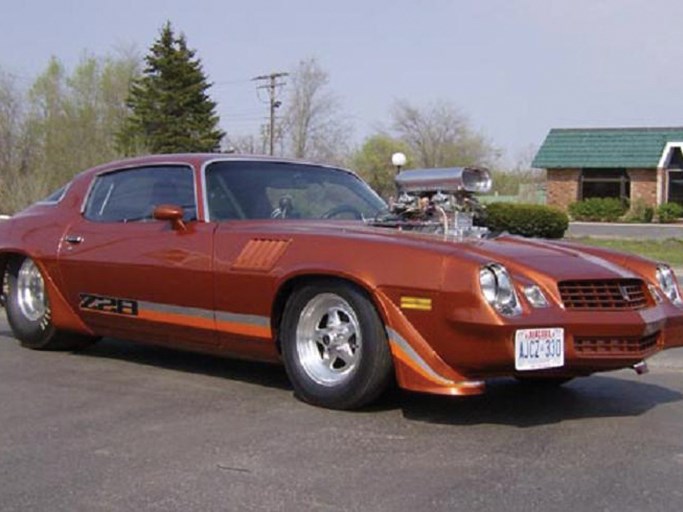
[
  {"left": 657, "top": 202, "right": 683, "bottom": 223},
  {"left": 568, "top": 197, "right": 627, "bottom": 222},
  {"left": 484, "top": 202, "right": 569, "bottom": 239}
]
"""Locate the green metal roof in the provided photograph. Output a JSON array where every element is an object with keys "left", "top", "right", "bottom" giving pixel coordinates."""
[{"left": 532, "top": 127, "right": 683, "bottom": 169}]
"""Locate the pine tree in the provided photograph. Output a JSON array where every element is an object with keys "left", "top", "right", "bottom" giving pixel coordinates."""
[{"left": 117, "top": 22, "right": 224, "bottom": 154}]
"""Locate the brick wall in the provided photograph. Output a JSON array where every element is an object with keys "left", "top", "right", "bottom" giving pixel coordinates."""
[
  {"left": 547, "top": 167, "right": 659, "bottom": 211},
  {"left": 546, "top": 168, "right": 580, "bottom": 210},
  {"left": 627, "top": 168, "right": 657, "bottom": 207}
]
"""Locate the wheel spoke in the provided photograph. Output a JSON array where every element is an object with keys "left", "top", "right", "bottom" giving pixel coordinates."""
[
  {"left": 328, "top": 308, "right": 342, "bottom": 328},
  {"left": 335, "top": 344, "right": 355, "bottom": 366},
  {"left": 321, "top": 347, "right": 333, "bottom": 369}
]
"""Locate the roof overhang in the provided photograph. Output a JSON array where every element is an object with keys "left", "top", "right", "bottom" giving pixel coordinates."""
[{"left": 657, "top": 141, "right": 683, "bottom": 168}]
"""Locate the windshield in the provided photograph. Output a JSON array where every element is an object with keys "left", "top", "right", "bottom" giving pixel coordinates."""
[{"left": 205, "top": 161, "right": 387, "bottom": 221}]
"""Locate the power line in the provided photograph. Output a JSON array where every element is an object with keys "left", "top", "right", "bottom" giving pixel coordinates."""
[{"left": 252, "top": 71, "right": 288, "bottom": 156}]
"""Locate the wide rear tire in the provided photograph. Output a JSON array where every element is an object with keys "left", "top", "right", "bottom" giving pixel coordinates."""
[
  {"left": 5, "top": 256, "right": 96, "bottom": 351},
  {"left": 280, "top": 281, "right": 393, "bottom": 410}
]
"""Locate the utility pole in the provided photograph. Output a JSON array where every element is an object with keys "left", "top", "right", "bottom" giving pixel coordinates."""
[{"left": 252, "top": 71, "right": 289, "bottom": 155}]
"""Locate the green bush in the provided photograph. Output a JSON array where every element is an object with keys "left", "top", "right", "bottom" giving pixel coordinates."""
[
  {"left": 657, "top": 202, "right": 683, "bottom": 223},
  {"left": 568, "top": 197, "right": 628, "bottom": 222},
  {"left": 623, "top": 199, "right": 654, "bottom": 223},
  {"left": 484, "top": 202, "right": 569, "bottom": 239}
]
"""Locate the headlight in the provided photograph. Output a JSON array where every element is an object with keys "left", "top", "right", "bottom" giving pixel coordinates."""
[
  {"left": 523, "top": 285, "right": 549, "bottom": 308},
  {"left": 479, "top": 264, "right": 522, "bottom": 316},
  {"left": 656, "top": 265, "right": 683, "bottom": 306}
]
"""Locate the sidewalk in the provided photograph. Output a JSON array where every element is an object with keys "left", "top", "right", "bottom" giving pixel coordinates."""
[{"left": 567, "top": 221, "right": 683, "bottom": 240}]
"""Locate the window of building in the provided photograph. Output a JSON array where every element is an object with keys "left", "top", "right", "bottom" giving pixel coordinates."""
[{"left": 580, "top": 168, "right": 630, "bottom": 202}]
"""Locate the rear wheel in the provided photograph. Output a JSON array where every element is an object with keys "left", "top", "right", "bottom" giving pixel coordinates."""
[
  {"left": 5, "top": 256, "right": 96, "bottom": 350},
  {"left": 280, "top": 281, "right": 393, "bottom": 410}
]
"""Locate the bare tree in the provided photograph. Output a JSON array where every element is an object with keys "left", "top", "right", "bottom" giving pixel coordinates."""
[
  {"left": 0, "top": 52, "right": 140, "bottom": 214},
  {"left": 227, "top": 133, "right": 263, "bottom": 154},
  {"left": 0, "top": 69, "right": 37, "bottom": 214},
  {"left": 0, "top": 70, "right": 23, "bottom": 177},
  {"left": 282, "top": 58, "right": 351, "bottom": 164},
  {"left": 391, "top": 99, "right": 498, "bottom": 168}
]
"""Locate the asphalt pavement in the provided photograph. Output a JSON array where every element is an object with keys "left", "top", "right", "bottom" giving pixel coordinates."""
[{"left": 2, "top": 314, "right": 683, "bottom": 511}]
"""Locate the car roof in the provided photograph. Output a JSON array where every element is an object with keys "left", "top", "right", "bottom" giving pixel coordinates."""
[{"left": 77, "top": 153, "right": 353, "bottom": 180}]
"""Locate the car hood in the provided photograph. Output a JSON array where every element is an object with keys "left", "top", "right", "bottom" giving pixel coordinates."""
[
  {"left": 252, "top": 221, "right": 650, "bottom": 281},
  {"left": 456, "top": 236, "right": 644, "bottom": 281}
]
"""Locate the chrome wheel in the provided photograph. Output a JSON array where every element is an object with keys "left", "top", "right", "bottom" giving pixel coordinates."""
[
  {"left": 295, "top": 293, "right": 362, "bottom": 386},
  {"left": 16, "top": 258, "right": 46, "bottom": 322}
]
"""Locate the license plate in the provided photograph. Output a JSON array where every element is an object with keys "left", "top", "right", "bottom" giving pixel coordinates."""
[{"left": 515, "top": 328, "right": 564, "bottom": 371}]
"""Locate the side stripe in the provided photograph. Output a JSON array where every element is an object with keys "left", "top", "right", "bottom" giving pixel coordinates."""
[{"left": 386, "top": 327, "right": 455, "bottom": 386}]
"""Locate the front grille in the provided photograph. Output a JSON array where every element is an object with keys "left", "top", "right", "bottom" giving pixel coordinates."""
[
  {"left": 559, "top": 279, "right": 648, "bottom": 310},
  {"left": 574, "top": 332, "right": 659, "bottom": 357}
]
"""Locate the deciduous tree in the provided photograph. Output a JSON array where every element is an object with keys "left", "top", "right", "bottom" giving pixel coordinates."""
[
  {"left": 282, "top": 58, "right": 350, "bottom": 164},
  {"left": 391, "top": 99, "right": 498, "bottom": 168},
  {"left": 0, "top": 52, "right": 139, "bottom": 213},
  {"left": 350, "top": 134, "right": 412, "bottom": 198}
]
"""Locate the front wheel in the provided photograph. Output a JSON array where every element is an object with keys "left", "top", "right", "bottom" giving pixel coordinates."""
[
  {"left": 5, "top": 256, "right": 96, "bottom": 350},
  {"left": 280, "top": 281, "right": 393, "bottom": 410}
]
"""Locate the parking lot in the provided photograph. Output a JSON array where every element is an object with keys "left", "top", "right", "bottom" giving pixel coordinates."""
[{"left": 2, "top": 315, "right": 683, "bottom": 511}]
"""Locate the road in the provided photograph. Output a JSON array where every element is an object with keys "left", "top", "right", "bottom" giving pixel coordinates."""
[{"left": 2, "top": 315, "right": 683, "bottom": 512}]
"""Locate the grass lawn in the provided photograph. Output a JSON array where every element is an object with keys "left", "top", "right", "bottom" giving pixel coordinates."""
[{"left": 568, "top": 237, "right": 683, "bottom": 268}]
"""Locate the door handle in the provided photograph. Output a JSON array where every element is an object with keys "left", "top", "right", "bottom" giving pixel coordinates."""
[{"left": 64, "top": 235, "right": 84, "bottom": 244}]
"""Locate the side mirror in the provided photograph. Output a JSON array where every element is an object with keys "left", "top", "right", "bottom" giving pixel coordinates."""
[{"left": 153, "top": 204, "right": 186, "bottom": 231}]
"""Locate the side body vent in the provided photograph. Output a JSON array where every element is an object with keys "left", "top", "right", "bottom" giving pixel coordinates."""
[{"left": 232, "top": 239, "right": 291, "bottom": 272}]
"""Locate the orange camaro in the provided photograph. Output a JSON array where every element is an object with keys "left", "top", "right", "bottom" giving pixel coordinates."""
[{"left": 1, "top": 154, "right": 682, "bottom": 409}]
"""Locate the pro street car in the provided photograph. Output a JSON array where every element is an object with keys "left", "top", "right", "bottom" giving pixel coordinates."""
[{"left": 1, "top": 154, "right": 682, "bottom": 409}]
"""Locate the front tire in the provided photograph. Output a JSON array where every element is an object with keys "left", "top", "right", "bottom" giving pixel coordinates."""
[
  {"left": 280, "top": 281, "right": 393, "bottom": 410},
  {"left": 5, "top": 256, "right": 96, "bottom": 350}
]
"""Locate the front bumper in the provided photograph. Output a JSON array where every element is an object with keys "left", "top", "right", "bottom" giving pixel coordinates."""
[
  {"left": 444, "top": 302, "right": 683, "bottom": 379},
  {"left": 377, "top": 286, "right": 683, "bottom": 397}
]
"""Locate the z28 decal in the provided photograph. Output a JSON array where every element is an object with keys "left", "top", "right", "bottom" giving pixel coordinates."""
[
  {"left": 76, "top": 294, "right": 271, "bottom": 338},
  {"left": 79, "top": 294, "right": 139, "bottom": 316}
]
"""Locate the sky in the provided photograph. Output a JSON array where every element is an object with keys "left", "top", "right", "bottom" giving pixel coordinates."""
[{"left": 2, "top": 0, "right": 683, "bottom": 167}]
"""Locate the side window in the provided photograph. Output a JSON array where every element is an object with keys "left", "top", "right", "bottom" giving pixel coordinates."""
[
  {"left": 205, "top": 161, "right": 386, "bottom": 221},
  {"left": 84, "top": 166, "right": 196, "bottom": 223},
  {"left": 39, "top": 184, "right": 69, "bottom": 204}
]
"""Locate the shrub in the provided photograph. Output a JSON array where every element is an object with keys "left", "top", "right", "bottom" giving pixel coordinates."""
[
  {"left": 623, "top": 199, "right": 654, "bottom": 223},
  {"left": 568, "top": 197, "right": 627, "bottom": 222},
  {"left": 484, "top": 202, "right": 569, "bottom": 239},
  {"left": 657, "top": 202, "right": 683, "bottom": 223}
]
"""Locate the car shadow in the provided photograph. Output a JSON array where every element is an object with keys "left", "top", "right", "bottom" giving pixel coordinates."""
[
  {"left": 75, "top": 337, "right": 292, "bottom": 391},
  {"left": 391, "top": 376, "right": 683, "bottom": 427},
  {"left": 72, "top": 337, "right": 681, "bottom": 426}
]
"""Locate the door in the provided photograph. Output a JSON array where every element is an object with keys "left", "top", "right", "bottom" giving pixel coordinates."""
[{"left": 58, "top": 165, "right": 217, "bottom": 346}]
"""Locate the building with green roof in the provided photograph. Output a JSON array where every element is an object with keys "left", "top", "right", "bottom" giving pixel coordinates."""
[{"left": 533, "top": 127, "right": 683, "bottom": 211}]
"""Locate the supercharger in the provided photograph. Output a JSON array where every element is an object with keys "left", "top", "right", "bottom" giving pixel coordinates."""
[{"left": 371, "top": 166, "right": 493, "bottom": 239}]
